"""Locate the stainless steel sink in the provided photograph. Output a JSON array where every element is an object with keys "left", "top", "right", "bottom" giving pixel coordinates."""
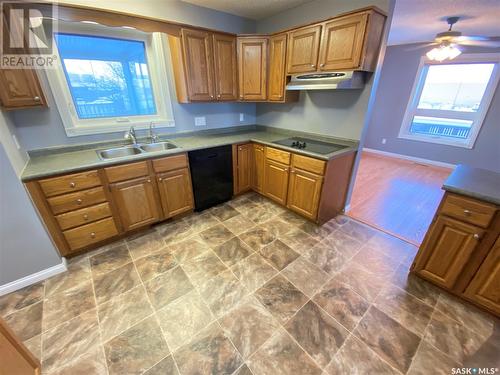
[
  {"left": 97, "top": 146, "right": 142, "bottom": 159},
  {"left": 139, "top": 142, "right": 178, "bottom": 153}
]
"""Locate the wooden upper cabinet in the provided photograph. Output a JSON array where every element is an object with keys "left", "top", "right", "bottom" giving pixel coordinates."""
[
  {"left": 286, "top": 25, "right": 321, "bottom": 74},
  {"left": 110, "top": 176, "right": 161, "bottom": 231},
  {"left": 213, "top": 33, "right": 238, "bottom": 101},
  {"left": 464, "top": 236, "right": 500, "bottom": 315},
  {"left": 268, "top": 34, "right": 287, "bottom": 102},
  {"left": 237, "top": 37, "right": 268, "bottom": 101},
  {"left": 181, "top": 28, "right": 215, "bottom": 101},
  {"left": 0, "top": 68, "right": 47, "bottom": 110},
  {"left": 413, "top": 215, "right": 485, "bottom": 290},
  {"left": 157, "top": 168, "right": 194, "bottom": 218},
  {"left": 318, "top": 12, "right": 368, "bottom": 71},
  {"left": 287, "top": 168, "right": 323, "bottom": 220}
]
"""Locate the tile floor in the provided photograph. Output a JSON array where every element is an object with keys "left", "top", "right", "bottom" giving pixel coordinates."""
[{"left": 1, "top": 192, "right": 498, "bottom": 375}]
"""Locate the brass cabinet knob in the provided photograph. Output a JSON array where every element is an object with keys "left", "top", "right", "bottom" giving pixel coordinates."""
[
  {"left": 158, "top": 177, "right": 163, "bottom": 182},
  {"left": 311, "top": 64, "right": 315, "bottom": 68},
  {"left": 290, "top": 170, "right": 295, "bottom": 174},
  {"left": 463, "top": 209, "right": 472, "bottom": 216},
  {"left": 83, "top": 214, "right": 89, "bottom": 220},
  {"left": 217, "top": 94, "right": 221, "bottom": 98},
  {"left": 146, "top": 179, "right": 151, "bottom": 183},
  {"left": 69, "top": 182, "right": 76, "bottom": 188},
  {"left": 33, "top": 96, "right": 40, "bottom": 101},
  {"left": 473, "top": 233, "right": 480, "bottom": 239},
  {"left": 76, "top": 199, "right": 83, "bottom": 205},
  {"left": 239, "top": 95, "right": 243, "bottom": 99},
  {"left": 90, "top": 232, "right": 96, "bottom": 238},
  {"left": 320, "top": 63, "right": 325, "bottom": 67}
]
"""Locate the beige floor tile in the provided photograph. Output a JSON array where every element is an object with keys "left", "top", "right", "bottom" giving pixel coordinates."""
[
  {"left": 4, "top": 301, "right": 43, "bottom": 341},
  {"left": 145, "top": 266, "right": 193, "bottom": 310},
  {"left": 134, "top": 249, "right": 178, "bottom": 282},
  {"left": 281, "top": 257, "right": 329, "bottom": 298},
  {"left": 231, "top": 253, "right": 278, "bottom": 292},
  {"left": 0, "top": 282, "right": 44, "bottom": 318}
]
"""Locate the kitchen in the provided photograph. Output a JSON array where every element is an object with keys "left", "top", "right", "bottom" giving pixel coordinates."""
[{"left": 1, "top": 0, "right": 499, "bottom": 374}]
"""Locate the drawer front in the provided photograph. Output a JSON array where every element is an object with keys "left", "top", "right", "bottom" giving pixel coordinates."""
[
  {"left": 152, "top": 154, "right": 188, "bottom": 173},
  {"left": 48, "top": 187, "right": 107, "bottom": 215},
  {"left": 441, "top": 193, "right": 497, "bottom": 228},
  {"left": 39, "top": 170, "right": 101, "bottom": 197},
  {"left": 266, "top": 147, "right": 291, "bottom": 165},
  {"left": 105, "top": 161, "right": 149, "bottom": 183},
  {"left": 56, "top": 202, "right": 112, "bottom": 231},
  {"left": 292, "top": 154, "right": 325, "bottom": 175},
  {"left": 63, "top": 217, "right": 118, "bottom": 251}
]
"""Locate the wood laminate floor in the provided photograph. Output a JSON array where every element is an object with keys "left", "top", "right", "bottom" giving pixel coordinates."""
[{"left": 348, "top": 152, "right": 452, "bottom": 245}]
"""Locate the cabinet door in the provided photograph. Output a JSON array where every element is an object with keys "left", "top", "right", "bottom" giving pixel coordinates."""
[
  {"left": 287, "top": 169, "right": 323, "bottom": 220},
  {"left": 464, "top": 236, "right": 500, "bottom": 315},
  {"left": 235, "top": 143, "right": 252, "bottom": 194},
  {"left": 237, "top": 37, "right": 268, "bottom": 101},
  {"left": 0, "top": 318, "right": 40, "bottom": 375},
  {"left": 268, "top": 34, "right": 287, "bottom": 102},
  {"left": 263, "top": 160, "right": 289, "bottom": 205},
  {"left": 110, "top": 177, "right": 161, "bottom": 231},
  {"left": 181, "top": 28, "right": 215, "bottom": 101},
  {"left": 0, "top": 68, "right": 46, "bottom": 109},
  {"left": 286, "top": 25, "right": 321, "bottom": 74},
  {"left": 213, "top": 33, "right": 238, "bottom": 101},
  {"left": 413, "top": 216, "right": 485, "bottom": 289},
  {"left": 157, "top": 168, "right": 194, "bottom": 218},
  {"left": 252, "top": 144, "right": 265, "bottom": 193},
  {"left": 318, "top": 13, "right": 368, "bottom": 71}
]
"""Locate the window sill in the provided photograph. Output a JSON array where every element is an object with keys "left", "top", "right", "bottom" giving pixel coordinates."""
[
  {"left": 64, "top": 121, "right": 175, "bottom": 137},
  {"left": 397, "top": 133, "right": 474, "bottom": 149}
]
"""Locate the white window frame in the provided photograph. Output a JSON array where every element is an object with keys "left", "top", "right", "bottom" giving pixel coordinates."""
[
  {"left": 398, "top": 53, "right": 500, "bottom": 149},
  {"left": 44, "top": 22, "right": 175, "bottom": 137}
]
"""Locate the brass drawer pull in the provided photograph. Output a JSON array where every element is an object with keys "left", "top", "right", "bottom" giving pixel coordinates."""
[
  {"left": 83, "top": 214, "right": 89, "bottom": 221},
  {"left": 463, "top": 209, "right": 472, "bottom": 216},
  {"left": 76, "top": 199, "right": 83, "bottom": 205},
  {"left": 473, "top": 233, "right": 480, "bottom": 240},
  {"left": 69, "top": 182, "right": 76, "bottom": 188},
  {"left": 90, "top": 232, "right": 96, "bottom": 239}
]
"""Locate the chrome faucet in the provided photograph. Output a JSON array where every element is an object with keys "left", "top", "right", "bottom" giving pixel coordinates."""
[
  {"left": 149, "top": 122, "right": 159, "bottom": 144},
  {"left": 124, "top": 126, "right": 137, "bottom": 145}
]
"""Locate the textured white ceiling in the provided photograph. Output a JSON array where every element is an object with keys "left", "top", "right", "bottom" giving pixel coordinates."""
[
  {"left": 389, "top": 0, "right": 500, "bottom": 45},
  {"left": 181, "top": 0, "right": 315, "bottom": 20}
]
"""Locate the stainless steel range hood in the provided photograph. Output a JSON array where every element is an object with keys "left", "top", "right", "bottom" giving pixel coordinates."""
[{"left": 286, "top": 71, "right": 365, "bottom": 90}]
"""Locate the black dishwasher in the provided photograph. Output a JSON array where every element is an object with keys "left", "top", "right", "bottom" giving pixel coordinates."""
[{"left": 188, "top": 145, "right": 233, "bottom": 211}]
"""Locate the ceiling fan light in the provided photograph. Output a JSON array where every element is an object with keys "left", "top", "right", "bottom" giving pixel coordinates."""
[{"left": 426, "top": 44, "right": 462, "bottom": 61}]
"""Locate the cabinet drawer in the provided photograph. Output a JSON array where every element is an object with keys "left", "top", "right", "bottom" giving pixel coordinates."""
[
  {"left": 152, "top": 154, "right": 188, "bottom": 173},
  {"left": 39, "top": 170, "right": 101, "bottom": 197},
  {"left": 292, "top": 154, "right": 325, "bottom": 175},
  {"left": 105, "top": 161, "right": 149, "bottom": 183},
  {"left": 266, "top": 147, "right": 291, "bottom": 165},
  {"left": 441, "top": 193, "right": 497, "bottom": 228},
  {"left": 48, "top": 187, "right": 107, "bottom": 215},
  {"left": 63, "top": 217, "right": 118, "bottom": 251},
  {"left": 56, "top": 202, "right": 112, "bottom": 231}
]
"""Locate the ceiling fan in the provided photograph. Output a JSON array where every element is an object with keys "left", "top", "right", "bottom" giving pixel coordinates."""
[{"left": 413, "top": 17, "right": 500, "bottom": 61}]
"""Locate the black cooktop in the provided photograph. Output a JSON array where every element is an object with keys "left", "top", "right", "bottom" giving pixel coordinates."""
[{"left": 272, "top": 137, "right": 348, "bottom": 155}]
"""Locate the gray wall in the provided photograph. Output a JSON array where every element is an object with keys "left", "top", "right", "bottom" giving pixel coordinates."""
[
  {"left": 364, "top": 43, "right": 500, "bottom": 172},
  {"left": 0, "top": 112, "right": 61, "bottom": 286},
  {"left": 255, "top": 0, "right": 390, "bottom": 141},
  {"left": 12, "top": 0, "right": 257, "bottom": 150}
]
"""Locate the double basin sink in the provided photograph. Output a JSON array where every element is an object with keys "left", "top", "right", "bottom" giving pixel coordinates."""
[{"left": 97, "top": 141, "right": 178, "bottom": 160}]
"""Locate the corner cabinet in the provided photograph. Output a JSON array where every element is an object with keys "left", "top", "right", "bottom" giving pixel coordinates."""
[
  {"left": 412, "top": 192, "right": 500, "bottom": 317},
  {"left": 0, "top": 68, "right": 47, "bottom": 110},
  {"left": 237, "top": 37, "right": 268, "bottom": 101}
]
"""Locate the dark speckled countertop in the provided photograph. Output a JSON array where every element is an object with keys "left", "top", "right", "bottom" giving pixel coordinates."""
[
  {"left": 21, "top": 126, "right": 359, "bottom": 181},
  {"left": 443, "top": 165, "right": 500, "bottom": 205}
]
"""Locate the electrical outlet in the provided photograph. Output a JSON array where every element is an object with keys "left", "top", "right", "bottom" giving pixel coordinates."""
[
  {"left": 194, "top": 116, "right": 206, "bottom": 126},
  {"left": 381, "top": 138, "right": 387, "bottom": 144},
  {"left": 239, "top": 113, "right": 244, "bottom": 122}
]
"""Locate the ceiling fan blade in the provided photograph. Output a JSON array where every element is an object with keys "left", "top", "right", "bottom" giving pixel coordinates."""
[
  {"left": 405, "top": 42, "right": 437, "bottom": 51},
  {"left": 455, "top": 35, "right": 491, "bottom": 42},
  {"left": 456, "top": 40, "right": 500, "bottom": 48}
]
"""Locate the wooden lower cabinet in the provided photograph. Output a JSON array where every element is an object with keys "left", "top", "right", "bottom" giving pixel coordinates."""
[
  {"left": 252, "top": 144, "right": 265, "bottom": 193},
  {"left": 110, "top": 176, "right": 161, "bottom": 231},
  {"left": 263, "top": 160, "right": 290, "bottom": 205},
  {"left": 63, "top": 217, "right": 119, "bottom": 251},
  {"left": 157, "top": 168, "right": 194, "bottom": 218},
  {"left": 234, "top": 143, "right": 252, "bottom": 194},
  {"left": 287, "top": 169, "right": 323, "bottom": 220},
  {"left": 0, "top": 318, "right": 40, "bottom": 375},
  {"left": 463, "top": 236, "right": 500, "bottom": 315},
  {"left": 413, "top": 215, "right": 484, "bottom": 289}
]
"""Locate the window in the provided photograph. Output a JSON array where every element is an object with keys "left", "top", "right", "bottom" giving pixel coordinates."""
[
  {"left": 45, "top": 22, "right": 174, "bottom": 136},
  {"left": 399, "top": 54, "right": 500, "bottom": 148}
]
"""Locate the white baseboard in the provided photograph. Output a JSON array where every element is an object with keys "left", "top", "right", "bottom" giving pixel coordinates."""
[
  {"left": 0, "top": 258, "right": 67, "bottom": 296},
  {"left": 363, "top": 148, "right": 456, "bottom": 169}
]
